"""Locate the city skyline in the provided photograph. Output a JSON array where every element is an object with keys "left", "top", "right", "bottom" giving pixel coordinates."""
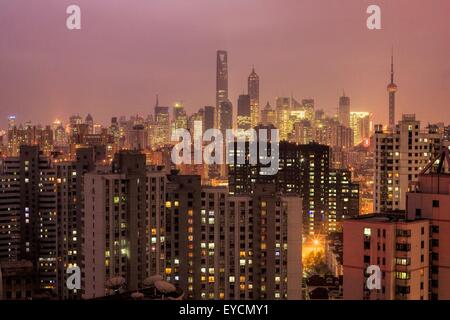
[{"left": 1, "top": 0, "right": 450, "bottom": 129}]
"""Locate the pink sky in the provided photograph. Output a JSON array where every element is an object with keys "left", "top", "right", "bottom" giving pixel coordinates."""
[{"left": 0, "top": 0, "right": 449, "bottom": 128}]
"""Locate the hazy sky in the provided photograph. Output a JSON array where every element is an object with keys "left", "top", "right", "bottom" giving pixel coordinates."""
[{"left": 1, "top": 0, "right": 449, "bottom": 129}]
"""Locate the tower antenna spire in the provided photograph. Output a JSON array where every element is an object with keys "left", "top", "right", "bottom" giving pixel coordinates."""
[{"left": 390, "top": 46, "right": 395, "bottom": 84}]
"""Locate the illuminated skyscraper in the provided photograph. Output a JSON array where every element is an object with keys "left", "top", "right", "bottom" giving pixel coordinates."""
[
  {"left": 217, "top": 100, "right": 233, "bottom": 134},
  {"left": 203, "top": 106, "right": 215, "bottom": 131},
  {"left": 237, "top": 94, "right": 251, "bottom": 130},
  {"left": 338, "top": 92, "right": 350, "bottom": 128},
  {"left": 301, "top": 99, "right": 315, "bottom": 121},
  {"left": 85, "top": 114, "right": 94, "bottom": 134},
  {"left": 216, "top": 50, "right": 228, "bottom": 127},
  {"left": 173, "top": 101, "right": 188, "bottom": 131},
  {"left": 276, "top": 97, "right": 293, "bottom": 141},
  {"left": 8, "top": 116, "right": 16, "bottom": 129},
  {"left": 248, "top": 67, "right": 260, "bottom": 127},
  {"left": 154, "top": 96, "right": 170, "bottom": 147},
  {"left": 350, "top": 112, "right": 373, "bottom": 146},
  {"left": 387, "top": 52, "right": 398, "bottom": 128},
  {"left": 261, "top": 102, "right": 275, "bottom": 126}
]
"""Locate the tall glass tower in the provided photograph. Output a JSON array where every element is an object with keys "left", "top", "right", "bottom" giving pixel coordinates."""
[{"left": 216, "top": 50, "right": 228, "bottom": 128}]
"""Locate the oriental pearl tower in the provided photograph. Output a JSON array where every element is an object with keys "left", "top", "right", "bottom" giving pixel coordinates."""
[{"left": 387, "top": 51, "right": 398, "bottom": 128}]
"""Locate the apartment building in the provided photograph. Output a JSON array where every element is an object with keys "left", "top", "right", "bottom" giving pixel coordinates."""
[
  {"left": 406, "top": 146, "right": 450, "bottom": 299},
  {"left": 374, "top": 114, "right": 441, "bottom": 212},
  {"left": 343, "top": 214, "right": 429, "bottom": 300}
]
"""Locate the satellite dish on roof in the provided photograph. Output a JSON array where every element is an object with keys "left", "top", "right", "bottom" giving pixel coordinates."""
[
  {"left": 154, "top": 280, "right": 176, "bottom": 293},
  {"left": 106, "top": 276, "right": 126, "bottom": 292},
  {"left": 143, "top": 275, "right": 163, "bottom": 287}
]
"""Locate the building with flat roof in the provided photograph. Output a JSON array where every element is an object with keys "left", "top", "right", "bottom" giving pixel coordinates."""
[
  {"left": 406, "top": 146, "right": 450, "bottom": 299},
  {"left": 343, "top": 213, "right": 429, "bottom": 300}
]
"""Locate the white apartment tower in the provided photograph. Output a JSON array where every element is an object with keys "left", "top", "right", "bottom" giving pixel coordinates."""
[{"left": 374, "top": 114, "right": 442, "bottom": 213}]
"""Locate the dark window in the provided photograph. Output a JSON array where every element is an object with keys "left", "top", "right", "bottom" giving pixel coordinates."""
[
  {"left": 432, "top": 200, "right": 440, "bottom": 208},
  {"left": 415, "top": 208, "right": 422, "bottom": 218}
]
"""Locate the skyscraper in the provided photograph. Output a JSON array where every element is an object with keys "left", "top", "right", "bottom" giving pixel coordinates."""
[
  {"left": 154, "top": 96, "right": 170, "bottom": 147},
  {"left": 387, "top": 52, "right": 398, "bottom": 128},
  {"left": 203, "top": 106, "right": 215, "bottom": 132},
  {"left": 229, "top": 140, "right": 359, "bottom": 235},
  {"left": 56, "top": 147, "right": 97, "bottom": 299},
  {"left": 261, "top": 102, "right": 275, "bottom": 126},
  {"left": 83, "top": 151, "right": 149, "bottom": 299},
  {"left": 373, "top": 114, "right": 441, "bottom": 213},
  {"left": 216, "top": 50, "right": 228, "bottom": 128},
  {"left": 248, "top": 67, "right": 260, "bottom": 127},
  {"left": 173, "top": 101, "right": 188, "bottom": 131},
  {"left": 350, "top": 112, "right": 373, "bottom": 146},
  {"left": 276, "top": 97, "right": 293, "bottom": 141},
  {"left": 217, "top": 100, "right": 233, "bottom": 134},
  {"left": 338, "top": 92, "right": 350, "bottom": 128},
  {"left": 237, "top": 94, "right": 251, "bottom": 130},
  {"left": 0, "top": 145, "right": 57, "bottom": 294}
]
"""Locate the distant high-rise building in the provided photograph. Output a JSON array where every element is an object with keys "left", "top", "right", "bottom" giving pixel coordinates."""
[
  {"left": 332, "top": 124, "right": 354, "bottom": 150},
  {"left": 338, "top": 92, "right": 350, "bottom": 128},
  {"left": 301, "top": 99, "right": 315, "bottom": 122},
  {"left": 248, "top": 67, "right": 260, "bottom": 127},
  {"left": 292, "top": 120, "right": 313, "bottom": 145},
  {"left": 188, "top": 109, "right": 204, "bottom": 141},
  {"left": 216, "top": 50, "right": 228, "bottom": 127},
  {"left": 217, "top": 100, "right": 233, "bottom": 134},
  {"left": 387, "top": 52, "right": 398, "bottom": 128},
  {"left": 203, "top": 106, "right": 215, "bottom": 132},
  {"left": 85, "top": 114, "right": 94, "bottom": 134},
  {"left": 154, "top": 96, "right": 170, "bottom": 147},
  {"left": 54, "top": 123, "right": 67, "bottom": 148},
  {"left": 350, "top": 112, "right": 373, "bottom": 146},
  {"left": 8, "top": 116, "right": 16, "bottom": 130},
  {"left": 229, "top": 140, "right": 359, "bottom": 235},
  {"left": 173, "top": 101, "right": 188, "bottom": 131},
  {"left": 69, "top": 115, "right": 83, "bottom": 131},
  {"left": 276, "top": 97, "right": 293, "bottom": 141},
  {"left": 237, "top": 94, "right": 251, "bottom": 130},
  {"left": 373, "top": 114, "right": 442, "bottom": 213},
  {"left": 126, "top": 124, "right": 148, "bottom": 150},
  {"left": 261, "top": 102, "right": 276, "bottom": 126},
  {"left": 444, "top": 125, "right": 450, "bottom": 141}
]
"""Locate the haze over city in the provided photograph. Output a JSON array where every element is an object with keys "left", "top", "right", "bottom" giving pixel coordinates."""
[{"left": 1, "top": 0, "right": 449, "bottom": 128}]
